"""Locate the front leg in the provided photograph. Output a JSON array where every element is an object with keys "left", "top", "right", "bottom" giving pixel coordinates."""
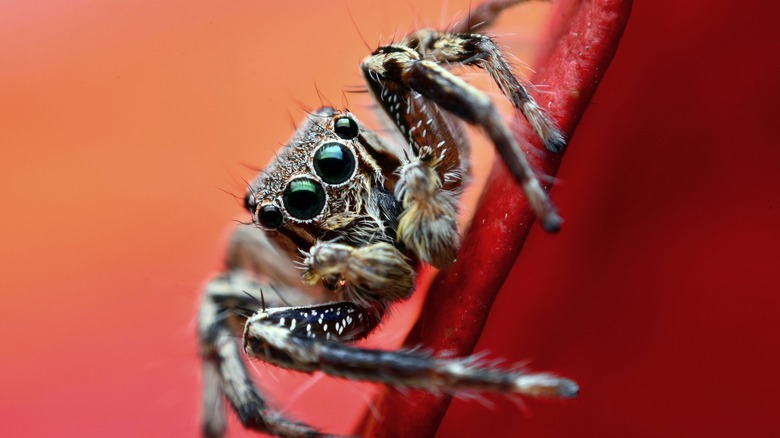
[{"left": 244, "top": 302, "right": 578, "bottom": 398}]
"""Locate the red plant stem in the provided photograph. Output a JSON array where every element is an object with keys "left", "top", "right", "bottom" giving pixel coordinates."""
[{"left": 357, "top": 0, "right": 633, "bottom": 436}]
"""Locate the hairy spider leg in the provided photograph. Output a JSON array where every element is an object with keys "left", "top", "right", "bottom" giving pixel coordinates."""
[
  {"left": 405, "top": 29, "right": 566, "bottom": 153},
  {"left": 362, "top": 41, "right": 563, "bottom": 232},
  {"left": 199, "top": 228, "right": 331, "bottom": 437},
  {"left": 200, "top": 273, "right": 329, "bottom": 438},
  {"left": 450, "top": 0, "right": 545, "bottom": 34},
  {"left": 244, "top": 300, "right": 578, "bottom": 397}
]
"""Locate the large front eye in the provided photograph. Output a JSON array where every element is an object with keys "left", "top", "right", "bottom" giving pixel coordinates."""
[
  {"left": 282, "top": 177, "right": 326, "bottom": 220},
  {"left": 313, "top": 142, "right": 356, "bottom": 185}
]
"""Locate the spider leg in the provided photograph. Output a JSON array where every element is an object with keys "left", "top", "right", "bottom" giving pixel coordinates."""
[
  {"left": 450, "top": 0, "right": 545, "bottom": 34},
  {"left": 198, "top": 226, "right": 330, "bottom": 438},
  {"left": 406, "top": 29, "right": 566, "bottom": 153},
  {"left": 362, "top": 47, "right": 562, "bottom": 232},
  {"left": 200, "top": 273, "right": 329, "bottom": 438},
  {"left": 245, "top": 302, "right": 578, "bottom": 398},
  {"left": 363, "top": 56, "right": 471, "bottom": 267},
  {"left": 226, "top": 224, "right": 312, "bottom": 289}
]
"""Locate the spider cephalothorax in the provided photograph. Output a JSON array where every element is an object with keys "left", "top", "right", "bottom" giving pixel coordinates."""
[
  {"left": 247, "top": 108, "right": 416, "bottom": 303},
  {"left": 198, "top": 2, "right": 577, "bottom": 437},
  {"left": 251, "top": 109, "right": 386, "bottom": 236}
]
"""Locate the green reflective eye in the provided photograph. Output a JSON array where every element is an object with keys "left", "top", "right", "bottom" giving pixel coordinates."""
[
  {"left": 282, "top": 178, "right": 326, "bottom": 220},
  {"left": 334, "top": 117, "right": 359, "bottom": 139},
  {"left": 313, "top": 142, "right": 356, "bottom": 185}
]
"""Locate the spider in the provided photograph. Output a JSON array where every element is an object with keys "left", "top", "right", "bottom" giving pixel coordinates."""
[{"left": 198, "top": 1, "right": 577, "bottom": 436}]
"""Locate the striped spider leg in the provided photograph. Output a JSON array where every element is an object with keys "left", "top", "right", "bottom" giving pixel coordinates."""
[{"left": 198, "top": 2, "right": 575, "bottom": 437}]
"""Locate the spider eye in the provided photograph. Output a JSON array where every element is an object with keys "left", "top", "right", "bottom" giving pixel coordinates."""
[
  {"left": 313, "top": 142, "right": 356, "bottom": 185},
  {"left": 333, "top": 117, "right": 359, "bottom": 140},
  {"left": 282, "top": 177, "right": 326, "bottom": 220},
  {"left": 244, "top": 192, "right": 256, "bottom": 213},
  {"left": 258, "top": 204, "right": 283, "bottom": 229}
]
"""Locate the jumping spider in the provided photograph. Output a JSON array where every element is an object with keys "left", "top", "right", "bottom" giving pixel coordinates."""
[{"left": 199, "top": 2, "right": 577, "bottom": 436}]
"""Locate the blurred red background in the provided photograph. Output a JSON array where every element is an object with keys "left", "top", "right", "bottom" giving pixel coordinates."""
[{"left": 0, "top": 0, "right": 777, "bottom": 437}]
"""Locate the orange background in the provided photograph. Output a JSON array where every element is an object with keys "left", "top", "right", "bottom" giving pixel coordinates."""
[{"left": 1, "top": 1, "right": 778, "bottom": 437}]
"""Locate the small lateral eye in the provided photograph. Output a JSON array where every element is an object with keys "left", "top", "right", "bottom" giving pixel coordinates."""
[
  {"left": 313, "top": 142, "right": 356, "bottom": 185},
  {"left": 244, "top": 192, "right": 255, "bottom": 213},
  {"left": 333, "top": 117, "right": 359, "bottom": 140},
  {"left": 282, "top": 177, "right": 326, "bottom": 220},
  {"left": 258, "top": 204, "right": 283, "bottom": 229}
]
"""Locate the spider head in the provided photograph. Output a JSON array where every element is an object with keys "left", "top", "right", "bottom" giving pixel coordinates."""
[{"left": 248, "top": 108, "right": 392, "bottom": 250}]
